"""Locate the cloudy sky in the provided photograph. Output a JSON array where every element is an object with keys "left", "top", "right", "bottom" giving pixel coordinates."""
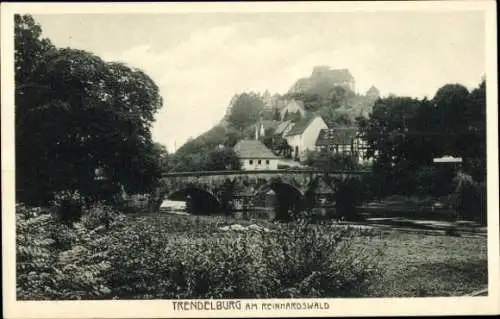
[{"left": 33, "top": 11, "right": 485, "bottom": 152}]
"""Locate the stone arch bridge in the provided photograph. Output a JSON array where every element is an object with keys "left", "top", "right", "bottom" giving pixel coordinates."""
[{"left": 152, "top": 169, "right": 369, "bottom": 219}]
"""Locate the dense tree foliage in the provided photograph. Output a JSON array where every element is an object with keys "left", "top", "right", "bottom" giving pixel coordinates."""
[
  {"left": 283, "top": 86, "right": 374, "bottom": 125},
  {"left": 317, "top": 108, "right": 353, "bottom": 126},
  {"left": 284, "top": 92, "right": 325, "bottom": 112},
  {"left": 304, "top": 150, "right": 360, "bottom": 171},
  {"left": 169, "top": 124, "right": 244, "bottom": 172},
  {"left": 226, "top": 92, "right": 265, "bottom": 130},
  {"left": 204, "top": 148, "right": 242, "bottom": 171},
  {"left": 357, "top": 80, "right": 486, "bottom": 198},
  {"left": 15, "top": 15, "right": 164, "bottom": 205}
]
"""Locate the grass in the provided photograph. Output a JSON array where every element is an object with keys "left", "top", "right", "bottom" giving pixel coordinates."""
[
  {"left": 357, "top": 231, "right": 488, "bottom": 297},
  {"left": 136, "top": 213, "right": 487, "bottom": 297}
]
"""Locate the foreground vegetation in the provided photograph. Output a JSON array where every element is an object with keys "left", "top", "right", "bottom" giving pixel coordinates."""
[{"left": 17, "top": 204, "right": 487, "bottom": 300}]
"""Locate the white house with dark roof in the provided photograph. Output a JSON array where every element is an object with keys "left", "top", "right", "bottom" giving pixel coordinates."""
[
  {"left": 233, "top": 140, "right": 279, "bottom": 170},
  {"left": 285, "top": 115, "right": 328, "bottom": 161}
]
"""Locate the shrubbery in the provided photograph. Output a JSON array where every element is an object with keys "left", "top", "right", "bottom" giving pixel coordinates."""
[
  {"left": 456, "top": 180, "right": 487, "bottom": 225},
  {"left": 332, "top": 177, "right": 370, "bottom": 221},
  {"left": 17, "top": 204, "right": 385, "bottom": 300},
  {"left": 16, "top": 204, "right": 126, "bottom": 299}
]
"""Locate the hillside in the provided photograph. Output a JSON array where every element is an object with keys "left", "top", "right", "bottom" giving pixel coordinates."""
[{"left": 175, "top": 65, "right": 381, "bottom": 157}]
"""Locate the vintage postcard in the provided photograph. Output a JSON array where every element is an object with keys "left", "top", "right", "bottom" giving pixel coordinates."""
[{"left": 1, "top": 1, "right": 499, "bottom": 318}]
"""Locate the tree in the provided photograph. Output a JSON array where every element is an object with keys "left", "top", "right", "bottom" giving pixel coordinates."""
[
  {"left": 304, "top": 150, "right": 359, "bottom": 171},
  {"left": 356, "top": 96, "right": 431, "bottom": 195},
  {"left": 203, "top": 148, "right": 241, "bottom": 171},
  {"left": 226, "top": 92, "right": 265, "bottom": 130},
  {"left": 432, "top": 84, "right": 471, "bottom": 157},
  {"left": 15, "top": 15, "right": 164, "bottom": 205},
  {"left": 284, "top": 92, "right": 324, "bottom": 112},
  {"left": 356, "top": 80, "right": 485, "bottom": 197},
  {"left": 223, "top": 128, "right": 245, "bottom": 148},
  {"left": 272, "top": 107, "right": 281, "bottom": 121},
  {"left": 15, "top": 14, "right": 55, "bottom": 88},
  {"left": 318, "top": 108, "right": 353, "bottom": 126},
  {"left": 463, "top": 79, "right": 486, "bottom": 181}
]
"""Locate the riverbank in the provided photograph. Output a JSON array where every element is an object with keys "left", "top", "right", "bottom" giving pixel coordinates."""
[{"left": 133, "top": 213, "right": 488, "bottom": 297}]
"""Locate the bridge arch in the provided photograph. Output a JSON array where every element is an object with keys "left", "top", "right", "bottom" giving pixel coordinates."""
[
  {"left": 161, "top": 186, "right": 222, "bottom": 215},
  {"left": 253, "top": 180, "right": 305, "bottom": 221}
]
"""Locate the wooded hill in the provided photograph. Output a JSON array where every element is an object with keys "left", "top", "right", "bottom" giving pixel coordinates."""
[{"left": 174, "top": 66, "right": 380, "bottom": 159}]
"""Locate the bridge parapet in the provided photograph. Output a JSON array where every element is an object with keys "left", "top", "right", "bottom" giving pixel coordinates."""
[{"left": 161, "top": 169, "right": 370, "bottom": 178}]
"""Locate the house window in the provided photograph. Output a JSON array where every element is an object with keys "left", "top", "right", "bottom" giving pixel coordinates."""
[
  {"left": 258, "top": 160, "right": 262, "bottom": 165},
  {"left": 266, "top": 160, "right": 270, "bottom": 165},
  {"left": 249, "top": 160, "right": 253, "bottom": 165}
]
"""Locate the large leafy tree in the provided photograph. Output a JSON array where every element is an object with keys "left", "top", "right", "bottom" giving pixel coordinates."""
[
  {"left": 168, "top": 124, "right": 243, "bottom": 172},
  {"left": 304, "top": 150, "right": 359, "bottom": 171},
  {"left": 463, "top": 80, "right": 486, "bottom": 181},
  {"left": 226, "top": 92, "right": 265, "bottom": 130},
  {"left": 357, "top": 80, "right": 486, "bottom": 196},
  {"left": 431, "top": 84, "right": 471, "bottom": 156},
  {"left": 15, "top": 15, "right": 163, "bottom": 204},
  {"left": 357, "top": 96, "right": 426, "bottom": 166},
  {"left": 317, "top": 108, "right": 353, "bottom": 126},
  {"left": 14, "top": 15, "right": 55, "bottom": 87},
  {"left": 203, "top": 148, "right": 241, "bottom": 171},
  {"left": 357, "top": 96, "right": 436, "bottom": 195}
]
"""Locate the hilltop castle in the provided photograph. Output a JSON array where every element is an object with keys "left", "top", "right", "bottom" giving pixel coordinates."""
[{"left": 289, "top": 66, "right": 356, "bottom": 94}]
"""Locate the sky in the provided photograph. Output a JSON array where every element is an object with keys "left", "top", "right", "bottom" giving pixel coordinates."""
[{"left": 33, "top": 11, "right": 486, "bottom": 153}]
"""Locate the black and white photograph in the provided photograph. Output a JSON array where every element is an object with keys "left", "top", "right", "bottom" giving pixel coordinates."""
[{"left": 2, "top": 1, "right": 498, "bottom": 318}]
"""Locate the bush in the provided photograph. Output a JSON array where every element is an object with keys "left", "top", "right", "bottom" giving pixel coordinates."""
[
  {"left": 445, "top": 226, "right": 461, "bottom": 237},
  {"left": 16, "top": 204, "right": 58, "bottom": 299},
  {"left": 107, "top": 218, "right": 384, "bottom": 299},
  {"left": 332, "top": 177, "right": 368, "bottom": 221},
  {"left": 52, "top": 190, "right": 85, "bottom": 225},
  {"left": 264, "top": 220, "right": 383, "bottom": 297},
  {"left": 304, "top": 150, "right": 360, "bottom": 171},
  {"left": 16, "top": 203, "right": 126, "bottom": 300},
  {"left": 413, "top": 166, "right": 455, "bottom": 197},
  {"left": 456, "top": 180, "right": 486, "bottom": 225},
  {"left": 17, "top": 205, "right": 385, "bottom": 299}
]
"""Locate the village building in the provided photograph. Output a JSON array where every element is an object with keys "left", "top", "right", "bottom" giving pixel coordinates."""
[
  {"left": 273, "top": 120, "right": 294, "bottom": 137},
  {"left": 233, "top": 140, "right": 279, "bottom": 170},
  {"left": 285, "top": 115, "right": 328, "bottom": 161},
  {"left": 254, "top": 120, "right": 280, "bottom": 140},
  {"left": 315, "top": 126, "right": 369, "bottom": 163},
  {"left": 255, "top": 118, "right": 295, "bottom": 141},
  {"left": 278, "top": 99, "right": 307, "bottom": 120}
]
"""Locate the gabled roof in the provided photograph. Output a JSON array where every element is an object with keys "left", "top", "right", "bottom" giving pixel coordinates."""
[
  {"left": 233, "top": 140, "right": 278, "bottom": 159},
  {"left": 274, "top": 120, "right": 293, "bottom": 135},
  {"left": 283, "top": 99, "right": 306, "bottom": 112},
  {"left": 286, "top": 115, "right": 324, "bottom": 136},
  {"left": 315, "top": 127, "right": 358, "bottom": 146}
]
